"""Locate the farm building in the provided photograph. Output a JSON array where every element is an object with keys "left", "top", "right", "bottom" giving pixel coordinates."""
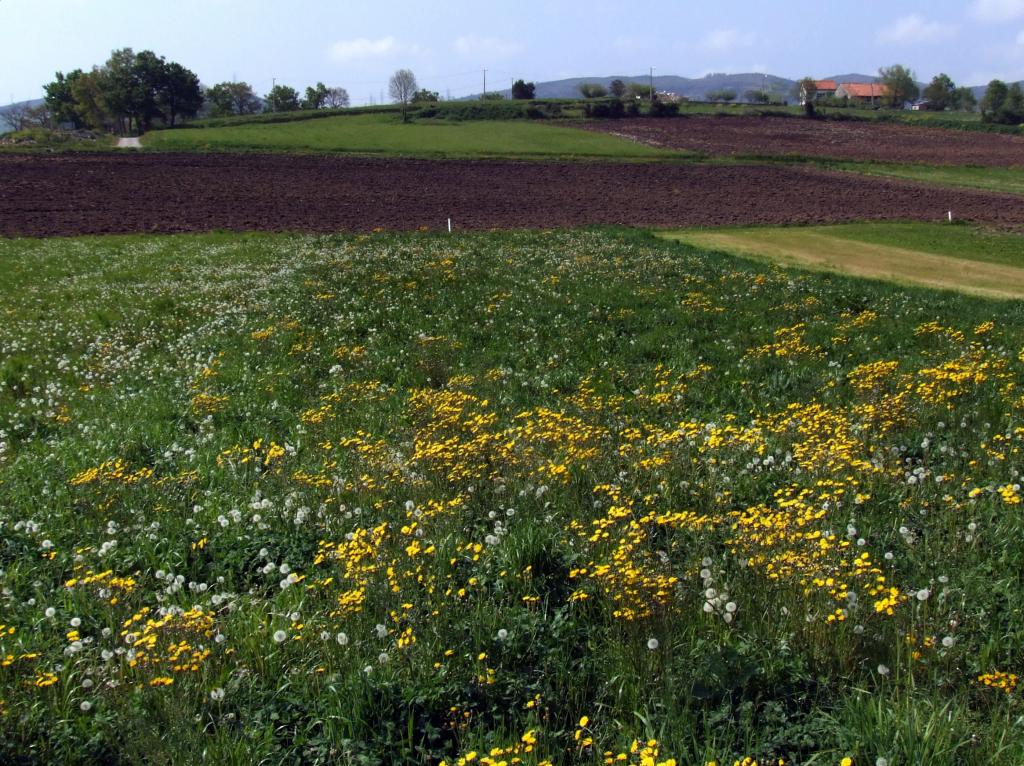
[
  {"left": 835, "top": 82, "right": 890, "bottom": 105},
  {"left": 799, "top": 80, "right": 837, "bottom": 104}
]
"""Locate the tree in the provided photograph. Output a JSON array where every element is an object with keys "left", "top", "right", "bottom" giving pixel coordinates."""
[
  {"left": 744, "top": 89, "right": 769, "bottom": 104},
  {"left": 28, "top": 105, "right": 53, "bottom": 129},
  {"left": 1, "top": 101, "right": 35, "bottom": 132},
  {"left": 628, "top": 83, "right": 653, "bottom": 100},
  {"left": 88, "top": 48, "right": 167, "bottom": 134},
  {"left": 878, "top": 64, "right": 919, "bottom": 108},
  {"left": 1007, "top": 83, "right": 1024, "bottom": 121},
  {"left": 44, "top": 70, "right": 86, "bottom": 128},
  {"left": 922, "top": 73, "right": 956, "bottom": 111},
  {"left": 97, "top": 48, "right": 142, "bottom": 134},
  {"left": 131, "top": 50, "right": 169, "bottom": 131},
  {"left": 412, "top": 88, "right": 440, "bottom": 103},
  {"left": 159, "top": 62, "right": 203, "bottom": 126},
  {"left": 265, "top": 85, "right": 300, "bottom": 113},
  {"left": 609, "top": 79, "right": 626, "bottom": 98},
  {"left": 324, "top": 87, "right": 350, "bottom": 109},
  {"left": 70, "top": 70, "right": 112, "bottom": 131},
  {"left": 952, "top": 86, "right": 977, "bottom": 112},
  {"left": 706, "top": 89, "right": 737, "bottom": 102},
  {"left": 579, "top": 83, "right": 607, "bottom": 99},
  {"left": 796, "top": 77, "right": 817, "bottom": 104},
  {"left": 206, "top": 82, "right": 261, "bottom": 117},
  {"left": 511, "top": 79, "right": 535, "bottom": 99},
  {"left": 981, "top": 80, "right": 1009, "bottom": 122},
  {"left": 980, "top": 80, "right": 1023, "bottom": 124},
  {"left": 302, "top": 82, "right": 330, "bottom": 110},
  {"left": 389, "top": 69, "right": 418, "bottom": 122}
]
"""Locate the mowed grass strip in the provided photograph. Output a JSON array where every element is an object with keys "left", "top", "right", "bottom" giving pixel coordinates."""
[
  {"left": 660, "top": 223, "right": 1024, "bottom": 299},
  {"left": 143, "top": 112, "right": 676, "bottom": 160}
]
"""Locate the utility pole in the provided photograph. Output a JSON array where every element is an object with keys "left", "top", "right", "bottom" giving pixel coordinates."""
[
  {"left": 483, "top": 69, "right": 487, "bottom": 98},
  {"left": 272, "top": 77, "right": 276, "bottom": 89},
  {"left": 650, "top": 67, "right": 655, "bottom": 103}
]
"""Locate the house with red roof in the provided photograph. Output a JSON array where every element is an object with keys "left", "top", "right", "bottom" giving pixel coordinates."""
[
  {"left": 835, "top": 82, "right": 890, "bottom": 105},
  {"left": 813, "top": 80, "right": 838, "bottom": 98},
  {"left": 799, "top": 80, "right": 838, "bottom": 104}
]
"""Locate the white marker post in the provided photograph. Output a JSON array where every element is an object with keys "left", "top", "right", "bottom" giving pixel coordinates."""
[
  {"left": 948, "top": 211, "right": 953, "bottom": 222},
  {"left": 448, "top": 218, "right": 452, "bottom": 233}
]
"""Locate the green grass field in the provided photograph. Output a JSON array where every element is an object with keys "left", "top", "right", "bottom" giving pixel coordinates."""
[
  {"left": 0, "top": 128, "right": 116, "bottom": 153},
  {"left": 142, "top": 112, "right": 675, "bottom": 159},
  {"left": 824, "top": 161, "right": 1024, "bottom": 197},
  {"left": 3, "top": 228, "right": 1024, "bottom": 764},
  {"left": 660, "top": 223, "right": 1024, "bottom": 298}
]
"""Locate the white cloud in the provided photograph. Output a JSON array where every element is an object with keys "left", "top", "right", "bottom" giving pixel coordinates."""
[
  {"left": 453, "top": 35, "right": 524, "bottom": 58},
  {"left": 971, "top": 0, "right": 1024, "bottom": 22},
  {"left": 877, "top": 14, "right": 957, "bottom": 44},
  {"left": 328, "top": 37, "right": 422, "bottom": 62},
  {"left": 699, "top": 29, "right": 755, "bottom": 53}
]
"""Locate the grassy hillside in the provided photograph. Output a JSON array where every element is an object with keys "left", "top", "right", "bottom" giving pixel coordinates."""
[
  {"left": 3, "top": 228, "right": 1024, "bottom": 764},
  {"left": 142, "top": 112, "right": 674, "bottom": 159}
]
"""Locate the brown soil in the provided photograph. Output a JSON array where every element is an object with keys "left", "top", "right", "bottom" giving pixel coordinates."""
[
  {"left": 583, "top": 116, "right": 1024, "bottom": 167},
  {"left": 2, "top": 152, "right": 1024, "bottom": 238}
]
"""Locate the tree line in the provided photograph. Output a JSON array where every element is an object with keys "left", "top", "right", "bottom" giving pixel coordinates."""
[
  {"left": 44, "top": 49, "right": 204, "bottom": 134},
  {"left": 871, "top": 67, "right": 1022, "bottom": 124},
  {"left": 11, "top": 50, "right": 1023, "bottom": 133},
  {"left": 31, "top": 49, "right": 351, "bottom": 135}
]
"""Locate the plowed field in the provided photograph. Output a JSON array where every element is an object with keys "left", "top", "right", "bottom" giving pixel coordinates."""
[
  {"left": 2, "top": 152, "right": 1024, "bottom": 237},
  {"left": 584, "top": 116, "right": 1024, "bottom": 166}
]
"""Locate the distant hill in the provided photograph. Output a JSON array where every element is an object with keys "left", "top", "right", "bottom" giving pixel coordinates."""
[{"left": 824, "top": 73, "right": 879, "bottom": 84}]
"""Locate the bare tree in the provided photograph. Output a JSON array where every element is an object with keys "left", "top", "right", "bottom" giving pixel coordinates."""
[
  {"left": 325, "top": 87, "right": 350, "bottom": 109},
  {"left": 2, "top": 101, "right": 35, "bottom": 132},
  {"left": 389, "top": 69, "right": 418, "bottom": 122},
  {"left": 24, "top": 105, "right": 53, "bottom": 129}
]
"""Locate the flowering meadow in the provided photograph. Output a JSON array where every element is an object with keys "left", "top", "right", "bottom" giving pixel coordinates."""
[{"left": 1, "top": 229, "right": 1023, "bottom": 764}]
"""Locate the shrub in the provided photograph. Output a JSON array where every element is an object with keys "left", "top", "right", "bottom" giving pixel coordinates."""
[
  {"left": 648, "top": 100, "right": 679, "bottom": 117},
  {"left": 584, "top": 99, "right": 626, "bottom": 119}
]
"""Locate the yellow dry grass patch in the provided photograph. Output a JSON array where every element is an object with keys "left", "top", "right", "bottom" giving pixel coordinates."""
[{"left": 660, "top": 228, "right": 1024, "bottom": 300}]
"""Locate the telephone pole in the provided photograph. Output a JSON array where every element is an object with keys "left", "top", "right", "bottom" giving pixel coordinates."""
[
  {"left": 483, "top": 69, "right": 487, "bottom": 98},
  {"left": 650, "top": 67, "right": 655, "bottom": 103}
]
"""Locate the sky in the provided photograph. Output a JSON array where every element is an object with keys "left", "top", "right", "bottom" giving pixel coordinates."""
[{"left": 3, "top": 0, "right": 1024, "bottom": 105}]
